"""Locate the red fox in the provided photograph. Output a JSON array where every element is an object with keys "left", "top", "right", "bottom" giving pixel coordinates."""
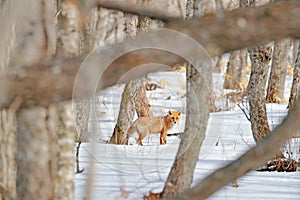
[{"left": 127, "top": 110, "right": 181, "bottom": 146}]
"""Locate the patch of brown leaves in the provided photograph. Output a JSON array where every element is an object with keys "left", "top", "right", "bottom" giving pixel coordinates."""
[{"left": 258, "top": 158, "right": 299, "bottom": 172}]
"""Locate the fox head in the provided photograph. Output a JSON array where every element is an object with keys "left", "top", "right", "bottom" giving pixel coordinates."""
[{"left": 167, "top": 110, "right": 181, "bottom": 125}]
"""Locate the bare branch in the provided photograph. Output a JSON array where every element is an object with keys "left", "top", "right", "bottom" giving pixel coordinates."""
[
  {"left": 80, "top": 0, "right": 180, "bottom": 21},
  {"left": 237, "top": 102, "right": 250, "bottom": 121},
  {"left": 175, "top": 98, "right": 300, "bottom": 200},
  {"left": 166, "top": 0, "right": 300, "bottom": 56},
  {"left": 2, "top": 0, "right": 300, "bottom": 108}
]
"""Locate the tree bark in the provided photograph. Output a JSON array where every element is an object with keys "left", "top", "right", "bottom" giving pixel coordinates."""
[
  {"left": 16, "top": 104, "right": 74, "bottom": 200},
  {"left": 110, "top": 79, "right": 146, "bottom": 144},
  {"left": 55, "top": 103, "right": 75, "bottom": 200},
  {"left": 135, "top": 80, "right": 150, "bottom": 117},
  {"left": 110, "top": 0, "right": 151, "bottom": 145},
  {"left": 56, "top": 0, "right": 85, "bottom": 58},
  {"left": 13, "top": 0, "right": 56, "bottom": 66},
  {"left": 288, "top": 41, "right": 300, "bottom": 109},
  {"left": 160, "top": 1, "right": 213, "bottom": 197},
  {"left": 86, "top": 6, "right": 125, "bottom": 51},
  {"left": 266, "top": 38, "right": 291, "bottom": 103},
  {"left": 0, "top": 0, "right": 18, "bottom": 69},
  {"left": 0, "top": 98, "right": 21, "bottom": 200},
  {"left": 161, "top": 63, "right": 211, "bottom": 198},
  {"left": 16, "top": 106, "right": 57, "bottom": 200},
  {"left": 242, "top": 0, "right": 272, "bottom": 143},
  {"left": 224, "top": 49, "right": 248, "bottom": 90},
  {"left": 247, "top": 46, "right": 272, "bottom": 142}
]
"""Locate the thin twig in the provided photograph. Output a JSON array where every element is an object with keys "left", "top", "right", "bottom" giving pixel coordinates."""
[
  {"left": 75, "top": 142, "right": 84, "bottom": 174},
  {"left": 237, "top": 102, "right": 251, "bottom": 121},
  {"left": 167, "top": 132, "right": 183, "bottom": 138}
]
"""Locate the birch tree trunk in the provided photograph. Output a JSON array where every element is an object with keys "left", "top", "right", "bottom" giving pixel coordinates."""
[
  {"left": 0, "top": 99, "right": 20, "bottom": 200},
  {"left": 110, "top": 0, "right": 151, "bottom": 145},
  {"left": 0, "top": 2, "right": 19, "bottom": 198},
  {"left": 288, "top": 41, "right": 300, "bottom": 109},
  {"left": 217, "top": 1, "right": 248, "bottom": 91},
  {"left": 130, "top": 0, "right": 151, "bottom": 119},
  {"left": 107, "top": 8, "right": 138, "bottom": 144},
  {"left": 16, "top": 106, "right": 58, "bottom": 200},
  {"left": 16, "top": 104, "right": 74, "bottom": 200},
  {"left": 0, "top": 0, "right": 18, "bottom": 70},
  {"left": 266, "top": 38, "right": 291, "bottom": 103},
  {"left": 56, "top": 0, "right": 85, "bottom": 58},
  {"left": 0, "top": 1, "right": 75, "bottom": 199},
  {"left": 86, "top": 6, "right": 125, "bottom": 51},
  {"left": 13, "top": 0, "right": 56, "bottom": 66}
]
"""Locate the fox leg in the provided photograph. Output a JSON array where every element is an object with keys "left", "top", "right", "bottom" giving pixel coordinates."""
[
  {"left": 137, "top": 138, "right": 143, "bottom": 146},
  {"left": 137, "top": 131, "right": 148, "bottom": 146},
  {"left": 160, "top": 131, "right": 167, "bottom": 145}
]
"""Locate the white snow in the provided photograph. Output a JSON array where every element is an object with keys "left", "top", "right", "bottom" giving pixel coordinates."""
[{"left": 75, "top": 71, "right": 300, "bottom": 200}]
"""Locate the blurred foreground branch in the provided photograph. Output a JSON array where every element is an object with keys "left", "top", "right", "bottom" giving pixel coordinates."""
[
  {"left": 81, "top": 0, "right": 181, "bottom": 20},
  {"left": 2, "top": 0, "right": 300, "bottom": 108},
  {"left": 176, "top": 98, "right": 300, "bottom": 200}
]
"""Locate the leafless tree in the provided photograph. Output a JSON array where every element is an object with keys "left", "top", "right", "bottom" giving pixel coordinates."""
[
  {"left": 1, "top": 1, "right": 300, "bottom": 200},
  {"left": 288, "top": 41, "right": 300, "bottom": 109},
  {"left": 242, "top": 0, "right": 272, "bottom": 143},
  {"left": 266, "top": 38, "right": 292, "bottom": 103}
]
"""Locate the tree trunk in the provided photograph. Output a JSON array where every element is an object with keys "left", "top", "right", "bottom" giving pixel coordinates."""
[
  {"left": 110, "top": 79, "right": 148, "bottom": 144},
  {"left": 0, "top": 99, "right": 20, "bottom": 199},
  {"left": 247, "top": 46, "right": 272, "bottom": 142},
  {"left": 292, "top": 39, "right": 300, "bottom": 64},
  {"left": 161, "top": 63, "right": 211, "bottom": 198},
  {"left": 221, "top": 1, "right": 247, "bottom": 91},
  {"left": 16, "top": 106, "right": 57, "bottom": 200},
  {"left": 160, "top": 1, "right": 213, "bottom": 197},
  {"left": 242, "top": 0, "right": 272, "bottom": 143},
  {"left": 224, "top": 49, "right": 248, "bottom": 90},
  {"left": 213, "top": 56, "right": 223, "bottom": 73},
  {"left": 13, "top": 0, "right": 56, "bottom": 66},
  {"left": 16, "top": 104, "right": 74, "bottom": 200},
  {"left": 0, "top": 0, "right": 18, "bottom": 69},
  {"left": 110, "top": 0, "right": 152, "bottom": 145},
  {"left": 86, "top": 6, "right": 125, "bottom": 51},
  {"left": 194, "top": 0, "right": 216, "bottom": 16},
  {"left": 288, "top": 41, "right": 300, "bottom": 109},
  {"left": 55, "top": 103, "right": 76, "bottom": 200},
  {"left": 266, "top": 38, "right": 291, "bottom": 103},
  {"left": 135, "top": 80, "right": 150, "bottom": 117},
  {"left": 56, "top": 0, "right": 85, "bottom": 58}
]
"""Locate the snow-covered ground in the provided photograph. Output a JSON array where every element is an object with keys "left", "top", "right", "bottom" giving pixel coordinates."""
[{"left": 75, "top": 71, "right": 300, "bottom": 200}]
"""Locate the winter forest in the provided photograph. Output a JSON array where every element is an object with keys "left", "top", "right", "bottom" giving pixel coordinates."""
[{"left": 0, "top": 0, "right": 300, "bottom": 199}]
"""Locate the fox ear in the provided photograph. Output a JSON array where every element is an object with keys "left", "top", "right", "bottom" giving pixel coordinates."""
[
  {"left": 178, "top": 111, "right": 181, "bottom": 115},
  {"left": 169, "top": 110, "right": 172, "bottom": 115}
]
